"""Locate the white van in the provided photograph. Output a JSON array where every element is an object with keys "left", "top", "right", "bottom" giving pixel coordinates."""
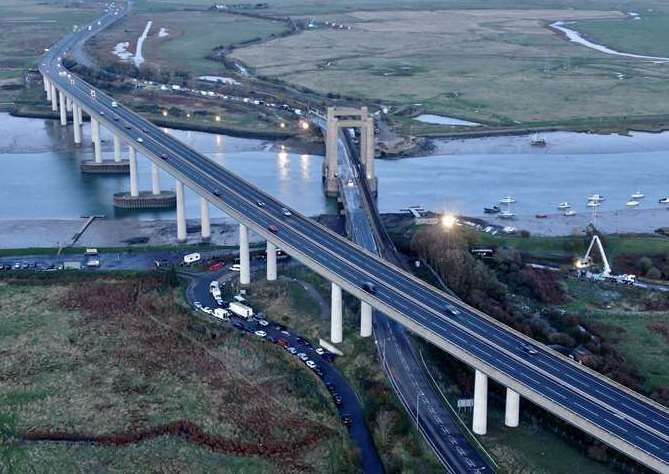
[
  {"left": 183, "top": 253, "right": 201, "bottom": 264},
  {"left": 231, "top": 263, "right": 241, "bottom": 272}
]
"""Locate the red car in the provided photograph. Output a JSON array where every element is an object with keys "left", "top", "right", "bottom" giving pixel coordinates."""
[
  {"left": 208, "top": 262, "right": 225, "bottom": 272},
  {"left": 277, "top": 338, "right": 289, "bottom": 348}
]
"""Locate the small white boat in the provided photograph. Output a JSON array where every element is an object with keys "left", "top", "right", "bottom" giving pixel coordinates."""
[
  {"left": 659, "top": 197, "right": 669, "bottom": 204},
  {"left": 557, "top": 202, "right": 571, "bottom": 210},
  {"left": 626, "top": 200, "right": 640, "bottom": 207},
  {"left": 500, "top": 196, "right": 516, "bottom": 205},
  {"left": 498, "top": 211, "right": 515, "bottom": 219},
  {"left": 563, "top": 210, "right": 576, "bottom": 216},
  {"left": 530, "top": 133, "right": 547, "bottom": 147},
  {"left": 587, "top": 200, "right": 600, "bottom": 207},
  {"left": 588, "top": 194, "right": 605, "bottom": 202},
  {"left": 631, "top": 191, "right": 645, "bottom": 200}
]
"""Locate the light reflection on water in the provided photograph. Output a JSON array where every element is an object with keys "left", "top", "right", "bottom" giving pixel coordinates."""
[{"left": 1, "top": 113, "right": 669, "bottom": 220}]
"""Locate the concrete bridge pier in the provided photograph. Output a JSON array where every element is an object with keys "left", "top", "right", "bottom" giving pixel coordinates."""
[
  {"left": 176, "top": 180, "right": 187, "bottom": 243},
  {"left": 151, "top": 162, "right": 161, "bottom": 195},
  {"left": 50, "top": 83, "right": 58, "bottom": 111},
  {"left": 331, "top": 283, "right": 343, "bottom": 343},
  {"left": 266, "top": 241, "right": 277, "bottom": 281},
  {"left": 113, "top": 134, "right": 122, "bottom": 162},
  {"left": 360, "top": 302, "right": 373, "bottom": 337},
  {"left": 66, "top": 95, "right": 73, "bottom": 112},
  {"left": 364, "top": 118, "right": 377, "bottom": 195},
  {"left": 200, "top": 197, "right": 211, "bottom": 240},
  {"left": 78, "top": 104, "right": 83, "bottom": 125},
  {"left": 44, "top": 78, "right": 51, "bottom": 101},
  {"left": 324, "top": 110, "right": 339, "bottom": 197},
  {"left": 128, "top": 146, "right": 139, "bottom": 197},
  {"left": 91, "top": 118, "right": 102, "bottom": 163},
  {"left": 72, "top": 103, "right": 82, "bottom": 145},
  {"left": 505, "top": 388, "right": 520, "bottom": 427},
  {"left": 239, "top": 223, "right": 250, "bottom": 285},
  {"left": 473, "top": 369, "right": 488, "bottom": 435},
  {"left": 58, "top": 90, "right": 67, "bottom": 125}
]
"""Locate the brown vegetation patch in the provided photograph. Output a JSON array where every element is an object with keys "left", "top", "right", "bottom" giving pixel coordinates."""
[{"left": 648, "top": 321, "right": 669, "bottom": 343}]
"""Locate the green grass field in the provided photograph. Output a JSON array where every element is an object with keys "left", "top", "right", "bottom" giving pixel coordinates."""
[
  {"left": 0, "top": 275, "right": 355, "bottom": 471},
  {"left": 87, "top": 9, "right": 287, "bottom": 76}
]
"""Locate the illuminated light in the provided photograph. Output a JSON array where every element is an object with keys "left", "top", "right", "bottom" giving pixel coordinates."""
[
  {"left": 186, "top": 113, "right": 191, "bottom": 118},
  {"left": 279, "top": 122, "right": 286, "bottom": 128},
  {"left": 300, "top": 120, "right": 310, "bottom": 130},
  {"left": 215, "top": 115, "right": 221, "bottom": 122},
  {"left": 162, "top": 110, "right": 168, "bottom": 117},
  {"left": 441, "top": 214, "right": 457, "bottom": 229}
]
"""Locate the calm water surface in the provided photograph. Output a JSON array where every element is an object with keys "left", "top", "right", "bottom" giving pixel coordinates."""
[{"left": 1, "top": 113, "right": 668, "bottom": 219}]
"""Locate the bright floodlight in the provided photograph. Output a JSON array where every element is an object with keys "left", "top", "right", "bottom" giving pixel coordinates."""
[
  {"left": 300, "top": 120, "right": 309, "bottom": 130},
  {"left": 215, "top": 115, "right": 221, "bottom": 122},
  {"left": 441, "top": 214, "right": 457, "bottom": 229},
  {"left": 161, "top": 110, "right": 168, "bottom": 117}
]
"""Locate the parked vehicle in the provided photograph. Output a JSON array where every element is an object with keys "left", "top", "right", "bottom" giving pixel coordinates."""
[
  {"left": 183, "top": 252, "right": 201, "bottom": 264},
  {"left": 229, "top": 301, "right": 253, "bottom": 319}
]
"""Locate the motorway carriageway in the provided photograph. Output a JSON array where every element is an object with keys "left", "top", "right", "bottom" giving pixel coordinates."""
[{"left": 42, "top": 9, "right": 669, "bottom": 469}]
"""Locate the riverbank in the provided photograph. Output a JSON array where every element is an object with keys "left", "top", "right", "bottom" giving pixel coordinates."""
[{"left": 475, "top": 207, "right": 669, "bottom": 237}]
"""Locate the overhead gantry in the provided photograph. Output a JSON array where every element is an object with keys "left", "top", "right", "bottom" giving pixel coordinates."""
[{"left": 323, "top": 106, "right": 376, "bottom": 197}]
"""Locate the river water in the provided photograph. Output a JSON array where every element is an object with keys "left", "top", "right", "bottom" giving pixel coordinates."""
[{"left": 1, "top": 113, "right": 669, "bottom": 222}]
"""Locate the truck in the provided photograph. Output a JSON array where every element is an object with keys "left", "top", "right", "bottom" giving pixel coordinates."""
[
  {"left": 213, "top": 308, "right": 230, "bottom": 320},
  {"left": 85, "top": 248, "right": 99, "bottom": 256},
  {"left": 183, "top": 252, "right": 201, "bottom": 264},
  {"left": 229, "top": 302, "right": 253, "bottom": 319},
  {"left": 209, "top": 280, "right": 223, "bottom": 305}
]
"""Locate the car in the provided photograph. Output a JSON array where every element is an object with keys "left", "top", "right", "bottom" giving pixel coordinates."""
[
  {"left": 111, "top": 101, "right": 118, "bottom": 108},
  {"left": 12, "top": 263, "right": 20, "bottom": 270},
  {"left": 306, "top": 360, "right": 317, "bottom": 369},
  {"left": 347, "top": 178, "right": 354, "bottom": 187},
  {"left": 362, "top": 282, "right": 377, "bottom": 294},
  {"left": 160, "top": 153, "right": 168, "bottom": 160},
  {"left": 325, "top": 382, "right": 335, "bottom": 392},
  {"left": 256, "top": 200, "right": 266, "bottom": 207},
  {"left": 113, "top": 115, "right": 120, "bottom": 121},
  {"left": 257, "top": 319, "right": 269, "bottom": 327},
  {"left": 255, "top": 330, "right": 267, "bottom": 337},
  {"left": 315, "top": 347, "right": 326, "bottom": 355},
  {"left": 281, "top": 207, "right": 292, "bottom": 216},
  {"left": 267, "top": 224, "right": 279, "bottom": 234},
  {"left": 445, "top": 304, "right": 461, "bottom": 316},
  {"left": 333, "top": 394, "right": 343, "bottom": 405},
  {"left": 136, "top": 137, "right": 143, "bottom": 143},
  {"left": 340, "top": 415, "right": 353, "bottom": 426},
  {"left": 287, "top": 347, "right": 297, "bottom": 354},
  {"left": 125, "top": 125, "right": 132, "bottom": 130},
  {"left": 521, "top": 344, "right": 539, "bottom": 355},
  {"left": 212, "top": 189, "right": 222, "bottom": 197},
  {"left": 142, "top": 128, "right": 149, "bottom": 133},
  {"left": 277, "top": 339, "right": 289, "bottom": 348},
  {"left": 99, "top": 111, "right": 105, "bottom": 116},
  {"left": 231, "top": 263, "right": 241, "bottom": 272},
  {"left": 297, "top": 353, "right": 309, "bottom": 361}
]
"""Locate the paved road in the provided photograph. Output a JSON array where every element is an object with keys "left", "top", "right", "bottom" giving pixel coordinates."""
[
  {"left": 40, "top": 4, "right": 669, "bottom": 471},
  {"left": 334, "top": 124, "right": 493, "bottom": 473},
  {"left": 184, "top": 267, "right": 384, "bottom": 473}
]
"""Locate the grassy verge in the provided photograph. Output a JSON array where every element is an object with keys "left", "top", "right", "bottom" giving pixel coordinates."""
[
  {"left": 239, "top": 266, "right": 444, "bottom": 472},
  {"left": 0, "top": 272, "right": 357, "bottom": 471}
]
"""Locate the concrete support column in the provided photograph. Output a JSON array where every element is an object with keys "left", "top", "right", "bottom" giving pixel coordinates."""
[
  {"left": 50, "top": 84, "right": 58, "bottom": 111},
  {"left": 266, "top": 241, "right": 277, "bottom": 281},
  {"left": 365, "top": 118, "right": 375, "bottom": 179},
  {"left": 113, "top": 134, "right": 122, "bottom": 162},
  {"left": 360, "top": 302, "right": 373, "bottom": 337},
  {"left": 151, "top": 162, "right": 161, "bottom": 195},
  {"left": 473, "top": 370, "right": 488, "bottom": 435},
  {"left": 200, "top": 197, "right": 211, "bottom": 240},
  {"left": 66, "top": 96, "right": 72, "bottom": 112},
  {"left": 324, "top": 109, "right": 339, "bottom": 196},
  {"left": 72, "top": 103, "right": 81, "bottom": 145},
  {"left": 78, "top": 105, "right": 83, "bottom": 124},
  {"left": 505, "top": 388, "right": 520, "bottom": 428},
  {"left": 330, "top": 283, "right": 343, "bottom": 344},
  {"left": 239, "top": 224, "right": 250, "bottom": 285},
  {"left": 128, "top": 146, "right": 139, "bottom": 197},
  {"left": 91, "top": 118, "right": 102, "bottom": 163},
  {"left": 45, "top": 78, "right": 51, "bottom": 101},
  {"left": 58, "top": 90, "right": 67, "bottom": 125},
  {"left": 175, "top": 180, "right": 186, "bottom": 243}
]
